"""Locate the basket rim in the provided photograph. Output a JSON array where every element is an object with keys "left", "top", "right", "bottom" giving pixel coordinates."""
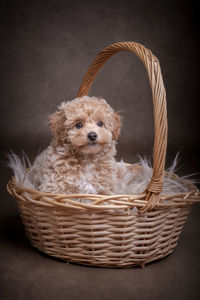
[{"left": 7, "top": 167, "right": 200, "bottom": 212}]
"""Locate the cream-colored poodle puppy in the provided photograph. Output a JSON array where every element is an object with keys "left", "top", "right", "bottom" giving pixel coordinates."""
[
  {"left": 29, "top": 96, "right": 133, "bottom": 195},
  {"left": 9, "top": 96, "right": 188, "bottom": 196}
]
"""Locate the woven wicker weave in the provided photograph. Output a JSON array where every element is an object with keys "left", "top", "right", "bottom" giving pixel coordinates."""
[{"left": 7, "top": 42, "right": 200, "bottom": 268}]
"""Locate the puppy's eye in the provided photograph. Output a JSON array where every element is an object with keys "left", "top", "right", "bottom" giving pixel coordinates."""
[
  {"left": 97, "top": 121, "right": 103, "bottom": 127},
  {"left": 75, "top": 122, "right": 83, "bottom": 129}
]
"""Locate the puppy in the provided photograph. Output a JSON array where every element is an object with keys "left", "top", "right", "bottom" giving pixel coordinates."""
[
  {"left": 29, "top": 96, "right": 131, "bottom": 195},
  {"left": 9, "top": 96, "right": 188, "bottom": 197}
]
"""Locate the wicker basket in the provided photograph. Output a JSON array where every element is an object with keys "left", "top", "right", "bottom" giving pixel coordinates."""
[{"left": 7, "top": 42, "right": 200, "bottom": 268}]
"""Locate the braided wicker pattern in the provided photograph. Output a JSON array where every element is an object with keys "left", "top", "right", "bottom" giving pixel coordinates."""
[
  {"left": 7, "top": 175, "right": 199, "bottom": 267},
  {"left": 7, "top": 42, "right": 200, "bottom": 267}
]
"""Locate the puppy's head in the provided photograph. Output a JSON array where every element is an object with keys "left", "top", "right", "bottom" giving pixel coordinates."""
[{"left": 49, "top": 96, "right": 121, "bottom": 155}]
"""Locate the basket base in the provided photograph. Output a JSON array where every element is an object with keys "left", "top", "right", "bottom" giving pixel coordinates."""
[
  {"left": 19, "top": 204, "right": 192, "bottom": 268},
  {"left": 28, "top": 240, "right": 176, "bottom": 268}
]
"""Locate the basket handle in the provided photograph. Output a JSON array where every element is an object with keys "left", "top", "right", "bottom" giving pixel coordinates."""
[{"left": 77, "top": 42, "right": 168, "bottom": 212}]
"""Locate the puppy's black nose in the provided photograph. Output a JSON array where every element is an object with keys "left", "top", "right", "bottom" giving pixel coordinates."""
[{"left": 87, "top": 131, "right": 97, "bottom": 142}]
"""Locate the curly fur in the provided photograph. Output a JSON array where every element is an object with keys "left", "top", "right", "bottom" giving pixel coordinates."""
[{"left": 28, "top": 96, "right": 128, "bottom": 195}]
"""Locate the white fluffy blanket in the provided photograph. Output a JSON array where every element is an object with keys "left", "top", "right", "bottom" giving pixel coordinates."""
[{"left": 8, "top": 152, "right": 192, "bottom": 195}]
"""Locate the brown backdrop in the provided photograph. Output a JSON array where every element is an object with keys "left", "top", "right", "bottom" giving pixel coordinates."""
[{"left": 0, "top": 1, "right": 200, "bottom": 299}]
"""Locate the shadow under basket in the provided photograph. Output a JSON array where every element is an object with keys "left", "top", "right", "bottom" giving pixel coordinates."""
[{"left": 7, "top": 41, "right": 200, "bottom": 268}]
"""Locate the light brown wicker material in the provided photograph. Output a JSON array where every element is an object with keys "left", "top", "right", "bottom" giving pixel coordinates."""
[{"left": 7, "top": 42, "right": 200, "bottom": 268}]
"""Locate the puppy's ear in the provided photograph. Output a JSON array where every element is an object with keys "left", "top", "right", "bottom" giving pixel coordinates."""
[
  {"left": 49, "top": 109, "right": 66, "bottom": 145},
  {"left": 112, "top": 112, "right": 122, "bottom": 141}
]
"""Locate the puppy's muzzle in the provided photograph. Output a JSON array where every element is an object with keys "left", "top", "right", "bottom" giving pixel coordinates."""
[{"left": 87, "top": 131, "right": 97, "bottom": 142}]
